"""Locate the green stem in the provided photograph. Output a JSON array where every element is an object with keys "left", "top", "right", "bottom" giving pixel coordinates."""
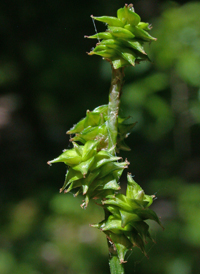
[
  {"left": 107, "top": 66, "right": 124, "bottom": 153},
  {"left": 107, "top": 66, "right": 125, "bottom": 274},
  {"left": 109, "top": 256, "right": 125, "bottom": 274}
]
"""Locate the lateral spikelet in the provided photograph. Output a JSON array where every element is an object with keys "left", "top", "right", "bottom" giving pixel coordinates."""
[
  {"left": 90, "top": 173, "right": 163, "bottom": 263},
  {"left": 86, "top": 4, "right": 156, "bottom": 68}
]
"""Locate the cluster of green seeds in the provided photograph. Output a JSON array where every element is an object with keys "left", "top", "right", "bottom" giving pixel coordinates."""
[
  {"left": 86, "top": 4, "right": 156, "bottom": 69},
  {"left": 92, "top": 173, "right": 163, "bottom": 263},
  {"left": 48, "top": 104, "right": 135, "bottom": 208}
]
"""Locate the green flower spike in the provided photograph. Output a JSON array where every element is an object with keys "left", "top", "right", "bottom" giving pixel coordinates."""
[
  {"left": 86, "top": 3, "right": 156, "bottom": 69},
  {"left": 48, "top": 4, "right": 161, "bottom": 273},
  {"left": 91, "top": 173, "right": 163, "bottom": 263}
]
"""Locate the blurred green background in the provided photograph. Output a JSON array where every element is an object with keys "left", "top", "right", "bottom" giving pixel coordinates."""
[{"left": 1, "top": 0, "right": 200, "bottom": 273}]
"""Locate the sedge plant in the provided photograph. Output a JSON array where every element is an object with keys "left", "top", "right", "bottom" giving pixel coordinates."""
[{"left": 48, "top": 4, "right": 163, "bottom": 274}]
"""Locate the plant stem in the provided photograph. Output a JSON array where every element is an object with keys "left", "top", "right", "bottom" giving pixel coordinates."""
[
  {"left": 109, "top": 256, "right": 125, "bottom": 274},
  {"left": 107, "top": 66, "right": 125, "bottom": 273},
  {"left": 107, "top": 66, "right": 124, "bottom": 153}
]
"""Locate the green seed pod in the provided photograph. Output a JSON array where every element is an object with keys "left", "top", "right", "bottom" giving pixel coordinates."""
[
  {"left": 85, "top": 32, "right": 113, "bottom": 40},
  {"left": 143, "top": 194, "right": 154, "bottom": 207},
  {"left": 126, "top": 173, "right": 142, "bottom": 199},
  {"left": 93, "top": 104, "right": 108, "bottom": 115},
  {"left": 111, "top": 56, "right": 130, "bottom": 69},
  {"left": 138, "top": 22, "right": 152, "bottom": 30},
  {"left": 84, "top": 110, "right": 103, "bottom": 128},
  {"left": 103, "top": 178, "right": 120, "bottom": 191},
  {"left": 120, "top": 210, "right": 142, "bottom": 228},
  {"left": 64, "top": 179, "right": 82, "bottom": 194},
  {"left": 89, "top": 48, "right": 119, "bottom": 58},
  {"left": 72, "top": 142, "right": 83, "bottom": 156},
  {"left": 108, "top": 26, "right": 135, "bottom": 39},
  {"left": 72, "top": 156, "right": 95, "bottom": 176},
  {"left": 102, "top": 194, "right": 135, "bottom": 213},
  {"left": 60, "top": 168, "right": 83, "bottom": 193},
  {"left": 134, "top": 208, "right": 163, "bottom": 228},
  {"left": 117, "top": 4, "right": 141, "bottom": 26},
  {"left": 119, "top": 38, "right": 146, "bottom": 55},
  {"left": 106, "top": 205, "right": 121, "bottom": 219},
  {"left": 119, "top": 48, "right": 137, "bottom": 66},
  {"left": 98, "top": 161, "right": 128, "bottom": 179},
  {"left": 86, "top": 174, "right": 119, "bottom": 199},
  {"left": 91, "top": 15, "right": 124, "bottom": 27},
  {"left": 131, "top": 221, "right": 153, "bottom": 243},
  {"left": 81, "top": 140, "right": 99, "bottom": 162},
  {"left": 82, "top": 169, "right": 101, "bottom": 194},
  {"left": 47, "top": 148, "right": 82, "bottom": 166},
  {"left": 101, "top": 218, "right": 133, "bottom": 234},
  {"left": 128, "top": 229, "right": 147, "bottom": 256},
  {"left": 72, "top": 123, "right": 107, "bottom": 143},
  {"left": 67, "top": 117, "right": 86, "bottom": 134},
  {"left": 118, "top": 121, "right": 137, "bottom": 142},
  {"left": 91, "top": 151, "right": 121, "bottom": 171},
  {"left": 124, "top": 24, "right": 157, "bottom": 42},
  {"left": 93, "top": 44, "right": 107, "bottom": 52}
]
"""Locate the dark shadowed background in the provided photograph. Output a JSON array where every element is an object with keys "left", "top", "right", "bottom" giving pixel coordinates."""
[{"left": 1, "top": 0, "right": 200, "bottom": 273}]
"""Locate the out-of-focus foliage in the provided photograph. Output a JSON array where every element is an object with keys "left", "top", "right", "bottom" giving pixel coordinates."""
[{"left": 0, "top": 1, "right": 200, "bottom": 274}]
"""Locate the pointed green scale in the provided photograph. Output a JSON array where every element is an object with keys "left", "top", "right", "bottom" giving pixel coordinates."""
[
  {"left": 67, "top": 117, "right": 86, "bottom": 134},
  {"left": 131, "top": 221, "right": 153, "bottom": 242},
  {"left": 118, "top": 122, "right": 137, "bottom": 137},
  {"left": 89, "top": 48, "right": 119, "bottom": 59},
  {"left": 48, "top": 148, "right": 82, "bottom": 166},
  {"left": 143, "top": 194, "right": 154, "bottom": 207},
  {"left": 103, "top": 178, "right": 120, "bottom": 191},
  {"left": 72, "top": 156, "right": 95, "bottom": 176},
  {"left": 127, "top": 173, "right": 143, "bottom": 199},
  {"left": 119, "top": 38, "right": 146, "bottom": 55},
  {"left": 82, "top": 169, "right": 100, "bottom": 195},
  {"left": 64, "top": 179, "right": 82, "bottom": 194},
  {"left": 134, "top": 208, "right": 163, "bottom": 229},
  {"left": 106, "top": 205, "right": 121, "bottom": 219},
  {"left": 93, "top": 104, "right": 108, "bottom": 114},
  {"left": 111, "top": 57, "right": 130, "bottom": 69},
  {"left": 120, "top": 210, "right": 142, "bottom": 228},
  {"left": 120, "top": 47, "right": 137, "bottom": 66},
  {"left": 90, "top": 188, "right": 114, "bottom": 200},
  {"left": 108, "top": 26, "right": 135, "bottom": 39},
  {"left": 85, "top": 32, "right": 113, "bottom": 40},
  {"left": 91, "top": 153, "right": 121, "bottom": 171},
  {"left": 138, "top": 22, "right": 152, "bottom": 30},
  {"left": 91, "top": 15, "right": 124, "bottom": 27},
  {"left": 60, "top": 168, "right": 83, "bottom": 193},
  {"left": 128, "top": 229, "right": 147, "bottom": 255},
  {"left": 124, "top": 24, "right": 157, "bottom": 42},
  {"left": 103, "top": 196, "right": 133, "bottom": 212},
  {"left": 81, "top": 140, "right": 99, "bottom": 162},
  {"left": 84, "top": 110, "right": 103, "bottom": 128},
  {"left": 92, "top": 44, "right": 107, "bottom": 52},
  {"left": 72, "top": 123, "right": 107, "bottom": 142},
  {"left": 72, "top": 142, "right": 83, "bottom": 156},
  {"left": 117, "top": 4, "right": 141, "bottom": 26},
  {"left": 117, "top": 139, "right": 131, "bottom": 151},
  {"left": 101, "top": 218, "right": 133, "bottom": 234},
  {"left": 98, "top": 161, "right": 128, "bottom": 179}
]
